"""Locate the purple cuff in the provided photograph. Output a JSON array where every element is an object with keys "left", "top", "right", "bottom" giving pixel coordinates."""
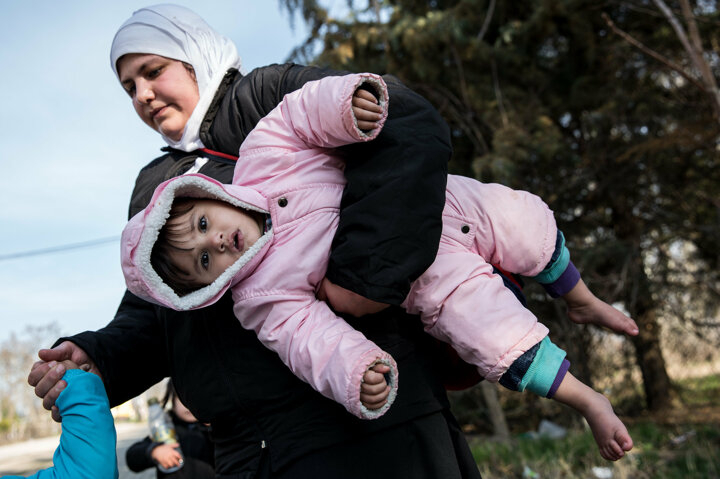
[
  {"left": 546, "top": 359, "right": 571, "bottom": 398},
  {"left": 542, "top": 261, "right": 581, "bottom": 298}
]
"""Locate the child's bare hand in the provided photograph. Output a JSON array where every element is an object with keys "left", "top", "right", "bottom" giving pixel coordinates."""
[
  {"left": 360, "top": 363, "right": 390, "bottom": 410},
  {"left": 151, "top": 442, "right": 183, "bottom": 469},
  {"left": 58, "top": 360, "right": 83, "bottom": 371},
  {"left": 352, "top": 88, "right": 383, "bottom": 131}
]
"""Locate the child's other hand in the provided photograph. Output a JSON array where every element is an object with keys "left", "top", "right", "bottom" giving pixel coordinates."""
[
  {"left": 58, "top": 360, "right": 82, "bottom": 371},
  {"left": 352, "top": 88, "right": 383, "bottom": 131},
  {"left": 151, "top": 442, "right": 183, "bottom": 469},
  {"left": 360, "top": 363, "right": 391, "bottom": 410},
  {"left": 317, "top": 277, "right": 389, "bottom": 317}
]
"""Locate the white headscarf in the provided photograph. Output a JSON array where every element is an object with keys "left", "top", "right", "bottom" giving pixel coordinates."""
[{"left": 110, "top": 4, "right": 242, "bottom": 151}]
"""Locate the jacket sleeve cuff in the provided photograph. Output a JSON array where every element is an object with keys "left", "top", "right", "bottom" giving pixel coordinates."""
[
  {"left": 546, "top": 359, "right": 571, "bottom": 399},
  {"left": 498, "top": 341, "right": 540, "bottom": 391},
  {"left": 533, "top": 231, "right": 570, "bottom": 284},
  {"left": 541, "top": 261, "right": 581, "bottom": 298},
  {"left": 518, "top": 337, "right": 567, "bottom": 397}
]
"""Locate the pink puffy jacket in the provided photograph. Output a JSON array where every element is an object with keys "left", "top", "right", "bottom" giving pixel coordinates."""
[{"left": 121, "top": 74, "right": 553, "bottom": 420}]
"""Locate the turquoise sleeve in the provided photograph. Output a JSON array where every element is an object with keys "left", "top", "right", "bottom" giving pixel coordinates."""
[
  {"left": 533, "top": 232, "right": 570, "bottom": 284},
  {"left": 16, "top": 369, "right": 118, "bottom": 479},
  {"left": 517, "top": 337, "right": 567, "bottom": 397}
]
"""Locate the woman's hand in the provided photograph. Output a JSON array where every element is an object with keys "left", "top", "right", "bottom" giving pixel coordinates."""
[
  {"left": 28, "top": 342, "right": 101, "bottom": 422},
  {"left": 317, "top": 277, "right": 389, "bottom": 317}
]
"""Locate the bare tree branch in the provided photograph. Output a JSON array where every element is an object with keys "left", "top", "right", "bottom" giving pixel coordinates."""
[
  {"left": 653, "top": 0, "right": 720, "bottom": 118},
  {"left": 601, "top": 12, "right": 707, "bottom": 93},
  {"left": 490, "top": 57, "right": 508, "bottom": 127},
  {"left": 677, "top": 0, "right": 720, "bottom": 115},
  {"left": 477, "top": 0, "right": 496, "bottom": 42}
]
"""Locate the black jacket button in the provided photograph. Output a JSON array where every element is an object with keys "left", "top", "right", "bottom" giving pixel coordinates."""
[
  {"left": 278, "top": 197, "right": 288, "bottom": 207},
  {"left": 461, "top": 225, "right": 470, "bottom": 234}
]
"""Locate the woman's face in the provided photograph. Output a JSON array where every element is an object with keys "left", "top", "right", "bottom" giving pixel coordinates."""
[
  {"left": 117, "top": 54, "right": 200, "bottom": 141},
  {"left": 172, "top": 395, "right": 198, "bottom": 423}
]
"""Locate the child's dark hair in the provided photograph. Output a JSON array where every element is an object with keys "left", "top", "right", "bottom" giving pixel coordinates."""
[{"left": 151, "top": 197, "right": 206, "bottom": 296}]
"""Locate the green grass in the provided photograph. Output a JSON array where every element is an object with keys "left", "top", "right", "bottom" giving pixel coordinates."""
[
  {"left": 677, "top": 374, "right": 720, "bottom": 406},
  {"left": 469, "top": 423, "right": 720, "bottom": 478},
  {"left": 466, "top": 374, "right": 720, "bottom": 478}
]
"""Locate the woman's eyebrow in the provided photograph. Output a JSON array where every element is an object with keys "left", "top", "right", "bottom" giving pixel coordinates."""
[{"left": 120, "top": 60, "right": 152, "bottom": 84}]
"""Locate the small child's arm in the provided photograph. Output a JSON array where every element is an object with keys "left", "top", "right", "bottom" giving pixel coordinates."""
[
  {"left": 13, "top": 363, "right": 118, "bottom": 479},
  {"left": 499, "top": 337, "right": 633, "bottom": 461},
  {"left": 532, "top": 232, "right": 639, "bottom": 336},
  {"left": 233, "top": 290, "right": 398, "bottom": 419},
  {"left": 234, "top": 74, "right": 388, "bottom": 189},
  {"left": 445, "top": 177, "right": 638, "bottom": 336},
  {"left": 237, "top": 74, "right": 388, "bottom": 157}
]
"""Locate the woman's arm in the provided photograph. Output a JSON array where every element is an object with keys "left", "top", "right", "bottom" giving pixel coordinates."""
[
  {"left": 208, "top": 64, "right": 450, "bottom": 306},
  {"left": 329, "top": 75, "right": 450, "bottom": 304},
  {"left": 237, "top": 73, "right": 388, "bottom": 157},
  {"left": 54, "top": 291, "right": 170, "bottom": 407}
]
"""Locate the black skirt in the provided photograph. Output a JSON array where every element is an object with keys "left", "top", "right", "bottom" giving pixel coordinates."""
[{"left": 232, "top": 409, "right": 482, "bottom": 479}]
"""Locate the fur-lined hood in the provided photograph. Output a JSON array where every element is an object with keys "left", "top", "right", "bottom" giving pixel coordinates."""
[{"left": 121, "top": 173, "right": 272, "bottom": 311}]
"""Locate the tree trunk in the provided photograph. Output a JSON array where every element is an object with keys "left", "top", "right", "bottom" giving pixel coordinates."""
[
  {"left": 628, "top": 257, "right": 674, "bottom": 411},
  {"left": 480, "top": 381, "right": 510, "bottom": 442}
]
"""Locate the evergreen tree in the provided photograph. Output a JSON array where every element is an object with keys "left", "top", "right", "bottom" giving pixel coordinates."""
[{"left": 280, "top": 0, "right": 720, "bottom": 413}]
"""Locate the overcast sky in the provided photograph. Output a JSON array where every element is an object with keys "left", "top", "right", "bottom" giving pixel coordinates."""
[{"left": 0, "top": 1, "right": 311, "bottom": 344}]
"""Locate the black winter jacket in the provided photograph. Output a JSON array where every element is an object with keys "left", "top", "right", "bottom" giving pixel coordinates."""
[{"left": 60, "top": 64, "right": 453, "bottom": 475}]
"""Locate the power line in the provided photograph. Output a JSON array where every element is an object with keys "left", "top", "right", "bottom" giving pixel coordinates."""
[{"left": 0, "top": 236, "right": 120, "bottom": 262}]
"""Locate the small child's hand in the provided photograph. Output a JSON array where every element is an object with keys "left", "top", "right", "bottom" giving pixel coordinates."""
[
  {"left": 59, "top": 360, "right": 83, "bottom": 371},
  {"left": 151, "top": 442, "right": 183, "bottom": 470},
  {"left": 360, "top": 363, "right": 391, "bottom": 410},
  {"left": 352, "top": 88, "right": 383, "bottom": 131}
]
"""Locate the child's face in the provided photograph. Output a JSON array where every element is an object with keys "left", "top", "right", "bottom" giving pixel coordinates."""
[
  {"left": 167, "top": 199, "right": 264, "bottom": 287},
  {"left": 117, "top": 53, "right": 199, "bottom": 141}
]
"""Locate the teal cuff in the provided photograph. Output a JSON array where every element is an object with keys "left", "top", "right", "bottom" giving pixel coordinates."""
[
  {"left": 534, "top": 232, "right": 570, "bottom": 284},
  {"left": 518, "top": 337, "right": 567, "bottom": 397}
]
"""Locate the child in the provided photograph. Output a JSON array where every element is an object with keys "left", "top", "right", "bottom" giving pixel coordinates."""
[
  {"left": 125, "top": 380, "right": 214, "bottom": 478},
  {"left": 121, "top": 73, "right": 635, "bottom": 460},
  {"left": 3, "top": 362, "right": 117, "bottom": 479}
]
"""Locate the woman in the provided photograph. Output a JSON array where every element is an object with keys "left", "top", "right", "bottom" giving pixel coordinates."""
[{"left": 29, "top": 4, "right": 480, "bottom": 478}]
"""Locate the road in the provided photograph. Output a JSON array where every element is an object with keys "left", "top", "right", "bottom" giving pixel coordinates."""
[{"left": 0, "top": 422, "right": 155, "bottom": 478}]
